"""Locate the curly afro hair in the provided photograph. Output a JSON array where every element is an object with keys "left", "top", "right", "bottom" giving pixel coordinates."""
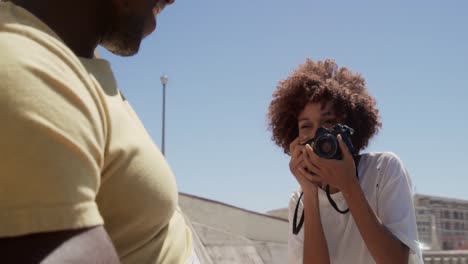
[{"left": 267, "top": 58, "right": 382, "bottom": 155}]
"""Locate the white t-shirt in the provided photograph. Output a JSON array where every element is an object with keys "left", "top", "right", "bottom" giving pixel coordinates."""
[{"left": 288, "top": 152, "right": 424, "bottom": 264}]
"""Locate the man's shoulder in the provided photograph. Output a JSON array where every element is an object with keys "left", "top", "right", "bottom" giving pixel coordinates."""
[
  {"left": 0, "top": 27, "right": 88, "bottom": 96},
  {"left": 0, "top": 27, "right": 97, "bottom": 117},
  {"left": 0, "top": 31, "right": 76, "bottom": 71},
  {"left": 0, "top": 5, "right": 81, "bottom": 75}
]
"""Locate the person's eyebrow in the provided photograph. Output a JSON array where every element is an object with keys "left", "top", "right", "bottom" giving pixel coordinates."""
[
  {"left": 321, "top": 111, "right": 335, "bottom": 117},
  {"left": 298, "top": 117, "right": 311, "bottom": 122}
]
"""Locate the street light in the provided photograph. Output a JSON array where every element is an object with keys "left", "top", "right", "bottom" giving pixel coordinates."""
[{"left": 160, "top": 74, "right": 168, "bottom": 156}]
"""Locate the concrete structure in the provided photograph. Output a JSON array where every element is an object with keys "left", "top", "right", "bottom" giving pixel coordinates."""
[
  {"left": 266, "top": 208, "right": 288, "bottom": 221},
  {"left": 180, "top": 192, "right": 468, "bottom": 263},
  {"left": 179, "top": 193, "right": 288, "bottom": 264}
]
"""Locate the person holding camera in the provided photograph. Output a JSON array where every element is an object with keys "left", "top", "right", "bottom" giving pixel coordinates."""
[{"left": 267, "top": 59, "right": 423, "bottom": 264}]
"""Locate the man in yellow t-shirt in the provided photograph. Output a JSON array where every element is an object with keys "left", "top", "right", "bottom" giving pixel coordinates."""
[{"left": 0, "top": 0, "right": 197, "bottom": 263}]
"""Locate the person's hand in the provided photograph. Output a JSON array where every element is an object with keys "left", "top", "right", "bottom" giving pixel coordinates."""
[
  {"left": 302, "top": 134, "right": 358, "bottom": 194},
  {"left": 289, "top": 137, "right": 323, "bottom": 194}
]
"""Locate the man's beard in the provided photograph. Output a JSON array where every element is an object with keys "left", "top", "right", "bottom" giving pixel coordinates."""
[{"left": 100, "top": 15, "right": 146, "bottom": 57}]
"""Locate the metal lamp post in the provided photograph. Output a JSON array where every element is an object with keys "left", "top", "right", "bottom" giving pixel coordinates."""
[{"left": 160, "top": 74, "right": 168, "bottom": 156}]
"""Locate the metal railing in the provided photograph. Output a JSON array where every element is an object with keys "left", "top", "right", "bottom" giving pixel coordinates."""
[{"left": 423, "top": 251, "right": 468, "bottom": 264}]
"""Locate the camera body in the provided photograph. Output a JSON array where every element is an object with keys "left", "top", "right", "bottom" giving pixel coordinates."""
[{"left": 304, "top": 124, "right": 355, "bottom": 160}]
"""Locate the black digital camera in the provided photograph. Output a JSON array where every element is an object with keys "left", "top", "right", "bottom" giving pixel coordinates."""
[{"left": 303, "top": 124, "right": 355, "bottom": 160}]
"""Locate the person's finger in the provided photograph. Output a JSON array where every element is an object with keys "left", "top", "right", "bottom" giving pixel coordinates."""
[
  {"left": 289, "top": 138, "right": 303, "bottom": 172},
  {"left": 337, "top": 134, "right": 352, "bottom": 161},
  {"left": 289, "top": 137, "right": 301, "bottom": 155},
  {"left": 292, "top": 159, "right": 307, "bottom": 183},
  {"left": 294, "top": 146, "right": 304, "bottom": 160},
  {"left": 298, "top": 167, "right": 322, "bottom": 184},
  {"left": 291, "top": 141, "right": 305, "bottom": 160},
  {"left": 289, "top": 137, "right": 299, "bottom": 152},
  {"left": 290, "top": 156, "right": 305, "bottom": 178},
  {"left": 302, "top": 146, "right": 322, "bottom": 175},
  {"left": 305, "top": 143, "right": 323, "bottom": 166},
  {"left": 291, "top": 156, "right": 304, "bottom": 171}
]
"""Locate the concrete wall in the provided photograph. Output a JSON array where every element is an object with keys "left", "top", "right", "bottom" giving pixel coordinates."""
[
  {"left": 266, "top": 208, "right": 288, "bottom": 220},
  {"left": 180, "top": 193, "right": 468, "bottom": 264},
  {"left": 192, "top": 221, "right": 288, "bottom": 264},
  {"left": 179, "top": 193, "right": 289, "bottom": 243},
  {"left": 179, "top": 193, "right": 289, "bottom": 264}
]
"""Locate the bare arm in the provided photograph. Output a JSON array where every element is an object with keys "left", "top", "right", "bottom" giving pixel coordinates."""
[
  {"left": 290, "top": 137, "right": 330, "bottom": 264},
  {"left": 304, "top": 136, "right": 410, "bottom": 264},
  {"left": 302, "top": 189, "right": 330, "bottom": 264},
  {"left": 343, "top": 182, "right": 409, "bottom": 264},
  {"left": 0, "top": 226, "right": 120, "bottom": 264}
]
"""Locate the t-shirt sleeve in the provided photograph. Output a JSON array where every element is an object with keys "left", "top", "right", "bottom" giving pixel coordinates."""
[
  {"left": 287, "top": 190, "right": 303, "bottom": 264},
  {"left": 0, "top": 42, "right": 106, "bottom": 237},
  {"left": 377, "top": 152, "right": 424, "bottom": 264}
]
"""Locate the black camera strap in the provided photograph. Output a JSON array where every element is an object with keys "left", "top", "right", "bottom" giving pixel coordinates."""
[
  {"left": 325, "top": 184, "right": 349, "bottom": 214},
  {"left": 292, "top": 155, "right": 361, "bottom": 235},
  {"left": 292, "top": 192, "right": 304, "bottom": 235}
]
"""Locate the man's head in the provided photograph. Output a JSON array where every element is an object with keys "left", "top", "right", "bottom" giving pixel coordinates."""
[{"left": 99, "top": 0, "right": 175, "bottom": 56}]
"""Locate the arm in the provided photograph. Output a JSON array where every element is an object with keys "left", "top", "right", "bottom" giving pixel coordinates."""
[
  {"left": 0, "top": 227, "right": 120, "bottom": 264},
  {"left": 343, "top": 181, "right": 409, "bottom": 264},
  {"left": 0, "top": 30, "right": 113, "bottom": 262},
  {"left": 304, "top": 137, "right": 410, "bottom": 264},
  {"left": 289, "top": 138, "right": 330, "bottom": 264},
  {"left": 302, "top": 189, "right": 330, "bottom": 264}
]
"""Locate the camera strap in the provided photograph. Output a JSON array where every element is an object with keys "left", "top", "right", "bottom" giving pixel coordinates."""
[
  {"left": 292, "top": 155, "right": 361, "bottom": 235},
  {"left": 292, "top": 192, "right": 304, "bottom": 235},
  {"left": 326, "top": 154, "right": 360, "bottom": 214}
]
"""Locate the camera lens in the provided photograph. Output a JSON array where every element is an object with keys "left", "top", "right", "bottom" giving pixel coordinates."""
[
  {"left": 314, "top": 134, "right": 338, "bottom": 159},
  {"left": 320, "top": 141, "right": 333, "bottom": 154}
]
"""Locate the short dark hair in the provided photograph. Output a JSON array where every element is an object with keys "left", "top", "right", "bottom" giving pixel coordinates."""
[{"left": 267, "top": 58, "right": 382, "bottom": 155}]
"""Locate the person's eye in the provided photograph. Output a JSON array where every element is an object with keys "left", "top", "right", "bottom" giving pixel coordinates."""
[
  {"left": 324, "top": 119, "right": 335, "bottom": 125},
  {"left": 299, "top": 124, "right": 312, "bottom": 130}
]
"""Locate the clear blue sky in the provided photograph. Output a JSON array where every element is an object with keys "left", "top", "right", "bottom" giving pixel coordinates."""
[{"left": 99, "top": 0, "right": 468, "bottom": 213}]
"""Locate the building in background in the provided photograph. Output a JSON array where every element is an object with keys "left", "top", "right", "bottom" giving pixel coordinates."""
[
  {"left": 415, "top": 194, "right": 468, "bottom": 250},
  {"left": 266, "top": 194, "right": 468, "bottom": 251},
  {"left": 415, "top": 211, "right": 439, "bottom": 250}
]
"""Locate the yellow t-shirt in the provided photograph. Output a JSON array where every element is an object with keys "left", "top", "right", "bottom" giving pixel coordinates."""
[{"left": 0, "top": 2, "right": 192, "bottom": 263}]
